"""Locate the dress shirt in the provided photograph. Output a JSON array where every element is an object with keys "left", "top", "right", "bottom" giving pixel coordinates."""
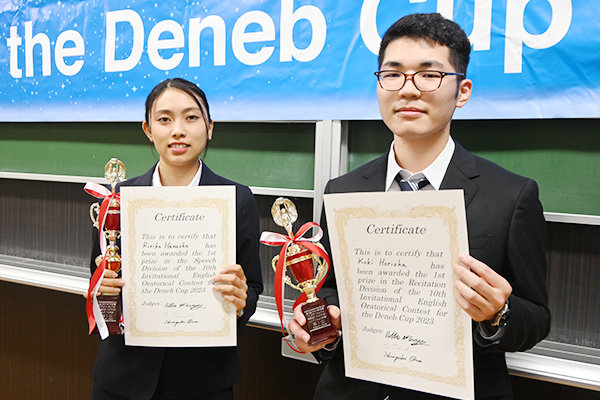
[
  {"left": 151, "top": 160, "right": 203, "bottom": 187},
  {"left": 385, "top": 136, "right": 455, "bottom": 192}
]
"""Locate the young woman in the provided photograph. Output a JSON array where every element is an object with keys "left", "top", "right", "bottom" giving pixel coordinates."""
[{"left": 90, "top": 78, "right": 263, "bottom": 400}]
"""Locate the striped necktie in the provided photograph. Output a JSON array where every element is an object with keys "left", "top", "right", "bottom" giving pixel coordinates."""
[{"left": 394, "top": 174, "right": 430, "bottom": 191}]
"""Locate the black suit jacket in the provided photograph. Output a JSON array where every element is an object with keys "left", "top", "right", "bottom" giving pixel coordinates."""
[
  {"left": 313, "top": 142, "right": 550, "bottom": 400},
  {"left": 90, "top": 163, "right": 263, "bottom": 399}
]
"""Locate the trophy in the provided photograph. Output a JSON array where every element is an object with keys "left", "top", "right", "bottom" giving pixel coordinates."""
[
  {"left": 88, "top": 158, "right": 126, "bottom": 336},
  {"left": 266, "top": 198, "right": 339, "bottom": 346}
]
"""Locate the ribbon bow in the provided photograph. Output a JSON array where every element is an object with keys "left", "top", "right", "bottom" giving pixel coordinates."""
[
  {"left": 260, "top": 222, "right": 330, "bottom": 353},
  {"left": 84, "top": 182, "right": 121, "bottom": 339}
]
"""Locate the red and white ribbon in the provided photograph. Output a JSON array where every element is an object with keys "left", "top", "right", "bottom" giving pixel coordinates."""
[
  {"left": 84, "top": 182, "right": 119, "bottom": 339},
  {"left": 260, "top": 222, "right": 330, "bottom": 353}
]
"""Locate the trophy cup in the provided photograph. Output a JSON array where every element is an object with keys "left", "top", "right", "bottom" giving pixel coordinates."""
[
  {"left": 88, "top": 158, "right": 126, "bottom": 336},
  {"left": 266, "top": 198, "right": 339, "bottom": 346}
]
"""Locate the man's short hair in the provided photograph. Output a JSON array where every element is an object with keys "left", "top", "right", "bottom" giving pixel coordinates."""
[{"left": 378, "top": 13, "right": 471, "bottom": 76}]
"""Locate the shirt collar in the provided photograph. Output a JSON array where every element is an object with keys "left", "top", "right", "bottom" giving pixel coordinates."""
[
  {"left": 151, "top": 160, "right": 203, "bottom": 187},
  {"left": 385, "top": 136, "right": 455, "bottom": 191}
]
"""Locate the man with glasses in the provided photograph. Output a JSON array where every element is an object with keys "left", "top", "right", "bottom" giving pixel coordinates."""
[{"left": 289, "top": 12, "right": 550, "bottom": 400}]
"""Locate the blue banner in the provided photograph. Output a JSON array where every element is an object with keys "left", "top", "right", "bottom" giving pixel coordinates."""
[{"left": 0, "top": 0, "right": 597, "bottom": 121}]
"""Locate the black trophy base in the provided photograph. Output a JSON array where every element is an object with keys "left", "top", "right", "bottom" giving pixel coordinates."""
[
  {"left": 301, "top": 298, "right": 340, "bottom": 346},
  {"left": 95, "top": 294, "right": 123, "bottom": 335}
]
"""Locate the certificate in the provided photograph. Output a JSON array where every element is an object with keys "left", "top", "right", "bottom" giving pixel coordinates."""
[
  {"left": 324, "top": 190, "right": 474, "bottom": 400},
  {"left": 120, "top": 186, "right": 236, "bottom": 347}
]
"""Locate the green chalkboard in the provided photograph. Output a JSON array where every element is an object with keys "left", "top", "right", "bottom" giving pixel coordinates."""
[
  {"left": 348, "top": 119, "right": 600, "bottom": 216},
  {"left": 3, "top": 119, "right": 599, "bottom": 214},
  {"left": 0, "top": 122, "right": 316, "bottom": 190},
  {"left": 208, "top": 122, "right": 315, "bottom": 190}
]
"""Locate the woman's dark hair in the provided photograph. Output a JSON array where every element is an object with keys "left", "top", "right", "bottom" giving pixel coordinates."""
[
  {"left": 145, "top": 78, "right": 212, "bottom": 127},
  {"left": 144, "top": 78, "right": 212, "bottom": 159},
  {"left": 378, "top": 13, "right": 471, "bottom": 76}
]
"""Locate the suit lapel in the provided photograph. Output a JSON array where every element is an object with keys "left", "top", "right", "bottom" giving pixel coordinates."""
[
  {"left": 198, "top": 162, "right": 221, "bottom": 186},
  {"left": 120, "top": 164, "right": 155, "bottom": 187},
  {"left": 440, "top": 142, "right": 480, "bottom": 208},
  {"left": 360, "top": 153, "right": 388, "bottom": 192},
  {"left": 359, "top": 147, "right": 481, "bottom": 201}
]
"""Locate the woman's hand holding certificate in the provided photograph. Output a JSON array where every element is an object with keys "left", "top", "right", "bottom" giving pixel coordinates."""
[{"left": 213, "top": 264, "right": 248, "bottom": 314}]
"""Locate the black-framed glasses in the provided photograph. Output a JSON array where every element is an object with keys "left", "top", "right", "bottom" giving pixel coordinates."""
[{"left": 374, "top": 70, "right": 465, "bottom": 92}]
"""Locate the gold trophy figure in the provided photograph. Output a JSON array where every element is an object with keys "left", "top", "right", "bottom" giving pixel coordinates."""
[
  {"left": 269, "top": 198, "right": 339, "bottom": 346},
  {"left": 89, "top": 158, "right": 126, "bottom": 335}
]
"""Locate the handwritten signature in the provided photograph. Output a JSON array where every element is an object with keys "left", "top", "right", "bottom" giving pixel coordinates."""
[
  {"left": 385, "top": 331, "right": 430, "bottom": 347},
  {"left": 164, "top": 319, "right": 199, "bottom": 327},
  {"left": 383, "top": 351, "right": 423, "bottom": 364},
  {"left": 165, "top": 302, "right": 206, "bottom": 311}
]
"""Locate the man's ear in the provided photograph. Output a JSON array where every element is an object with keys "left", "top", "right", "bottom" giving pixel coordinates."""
[
  {"left": 142, "top": 121, "right": 153, "bottom": 142},
  {"left": 456, "top": 78, "right": 472, "bottom": 109}
]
